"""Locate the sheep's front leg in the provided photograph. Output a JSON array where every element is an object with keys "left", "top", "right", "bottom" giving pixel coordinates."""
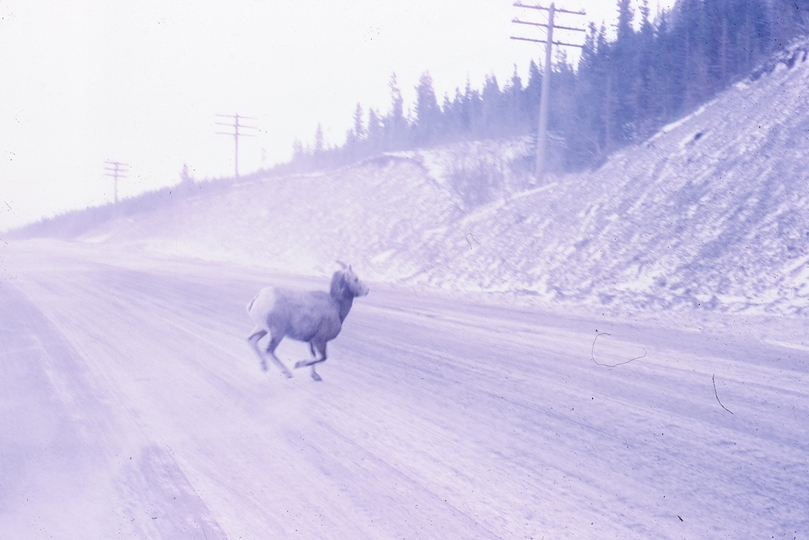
[
  {"left": 309, "top": 342, "right": 322, "bottom": 381},
  {"left": 295, "top": 342, "right": 327, "bottom": 381}
]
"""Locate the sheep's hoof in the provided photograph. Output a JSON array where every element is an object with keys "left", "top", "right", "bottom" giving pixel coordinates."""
[
  {"left": 311, "top": 372, "right": 322, "bottom": 382},
  {"left": 283, "top": 371, "right": 294, "bottom": 379}
]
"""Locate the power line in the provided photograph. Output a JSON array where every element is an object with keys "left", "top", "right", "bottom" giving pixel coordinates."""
[
  {"left": 103, "top": 161, "right": 129, "bottom": 206},
  {"left": 216, "top": 114, "right": 258, "bottom": 179},
  {"left": 511, "top": 2, "right": 586, "bottom": 180}
]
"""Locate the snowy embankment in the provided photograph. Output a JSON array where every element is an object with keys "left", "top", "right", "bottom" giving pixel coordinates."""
[
  {"left": 76, "top": 137, "right": 537, "bottom": 284},
  {"left": 75, "top": 42, "right": 809, "bottom": 316},
  {"left": 422, "top": 43, "right": 809, "bottom": 315}
]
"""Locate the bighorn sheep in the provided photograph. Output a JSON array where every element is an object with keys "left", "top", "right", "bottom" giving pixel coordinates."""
[{"left": 246, "top": 262, "right": 369, "bottom": 381}]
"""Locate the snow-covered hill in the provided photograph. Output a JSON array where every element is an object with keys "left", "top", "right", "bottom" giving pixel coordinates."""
[
  {"left": 421, "top": 42, "right": 809, "bottom": 315},
  {"left": 72, "top": 41, "right": 809, "bottom": 315},
  {"left": 75, "top": 138, "right": 536, "bottom": 281}
]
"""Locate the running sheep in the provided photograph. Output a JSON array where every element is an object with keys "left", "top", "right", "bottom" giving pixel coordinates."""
[{"left": 246, "top": 262, "right": 369, "bottom": 381}]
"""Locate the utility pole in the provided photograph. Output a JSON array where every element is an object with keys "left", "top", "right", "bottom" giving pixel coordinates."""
[
  {"left": 104, "top": 161, "right": 129, "bottom": 206},
  {"left": 511, "top": 2, "right": 585, "bottom": 180},
  {"left": 216, "top": 114, "right": 258, "bottom": 179}
]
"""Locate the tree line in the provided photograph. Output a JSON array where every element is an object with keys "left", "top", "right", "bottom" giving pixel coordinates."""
[{"left": 290, "top": 0, "right": 808, "bottom": 173}]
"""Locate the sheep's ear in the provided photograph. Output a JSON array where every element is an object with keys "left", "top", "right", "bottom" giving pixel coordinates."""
[{"left": 336, "top": 260, "right": 348, "bottom": 270}]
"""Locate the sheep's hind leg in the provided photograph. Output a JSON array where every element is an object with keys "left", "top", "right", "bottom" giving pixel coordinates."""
[
  {"left": 247, "top": 330, "right": 269, "bottom": 372},
  {"left": 265, "top": 335, "right": 294, "bottom": 378}
]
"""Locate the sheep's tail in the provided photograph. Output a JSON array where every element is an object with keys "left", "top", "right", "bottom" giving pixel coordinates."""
[{"left": 246, "top": 294, "right": 259, "bottom": 315}]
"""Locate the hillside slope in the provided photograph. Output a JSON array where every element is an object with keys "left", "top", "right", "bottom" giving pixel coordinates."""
[
  {"left": 77, "top": 139, "right": 535, "bottom": 280},
  {"left": 65, "top": 41, "right": 809, "bottom": 315},
  {"left": 416, "top": 43, "right": 809, "bottom": 314}
]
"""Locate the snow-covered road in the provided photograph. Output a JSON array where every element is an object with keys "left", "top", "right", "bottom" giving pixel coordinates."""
[{"left": 1, "top": 241, "right": 806, "bottom": 539}]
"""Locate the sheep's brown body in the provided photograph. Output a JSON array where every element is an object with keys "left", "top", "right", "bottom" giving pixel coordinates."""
[{"left": 246, "top": 264, "right": 369, "bottom": 381}]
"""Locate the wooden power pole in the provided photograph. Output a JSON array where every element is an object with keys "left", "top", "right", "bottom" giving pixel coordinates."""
[
  {"left": 216, "top": 114, "right": 258, "bottom": 179},
  {"left": 104, "top": 161, "right": 129, "bottom": 206},
  {"left": 512, "top": 2, "right": 586, "bottom": 180}
]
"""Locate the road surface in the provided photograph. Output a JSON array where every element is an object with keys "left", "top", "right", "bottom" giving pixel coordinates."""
[{"left": 1, "top": 240, "right": 806, "bottom": 538}]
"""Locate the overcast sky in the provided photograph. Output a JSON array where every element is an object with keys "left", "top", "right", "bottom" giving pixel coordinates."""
[{"left": 0, "top": 0, "right": 676, "bottom": 231}]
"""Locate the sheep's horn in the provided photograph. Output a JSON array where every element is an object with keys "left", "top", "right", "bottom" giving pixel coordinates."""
[{"left": 336, "top": 260, "right": 348, "bottom": 269}]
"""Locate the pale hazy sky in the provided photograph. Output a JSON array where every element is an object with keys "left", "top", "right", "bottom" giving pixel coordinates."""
[{"left": 0, "top": 0, "right": 675, "bottom": 231}]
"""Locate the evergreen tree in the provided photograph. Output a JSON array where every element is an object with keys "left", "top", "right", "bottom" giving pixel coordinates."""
[
  {"left": 635, "top": 0, "right": 659, "bottom": 138},
  {"left": 415, "top": 71, "right": 441, "bottom": 144},
  {"left": 503, "top": 66, "right": 527, "bottom": 136},
  {"left": 453, "top": 83, "right": 473, "bottom": 136},
  {"left": 595, "top": 23, "right": 617, "bottom": 154},
  {"left": 352, "top": 103, "right": 365, "bottom": 142},
  {"left": 292, "top": 138, "right": 305, "bottom": 160},
  {"left": 523, "top": 60, "right": 542, "bottom": 135},
  {"left": 769, "top": 0, "right": 809, "bottom": 47},
  {"left": 733, "top": 0, "right": 770, "bottom": 73},
  {"left": 464, "top": 80, "right": 484, "bottom": 138},
  {"left": 613, "top": 0, "right": 639, "bottom": 142},
  {"left": 550, "top": 51, "right": 578, "bottom": 169},
  {"left": 566, "top": 22, "right": 602, "bottom": 165},
  {"left": 314, "top": 123, "right": 324, "bottom": 154},
  {"left": 480, "top": 74, "right": 503, "bottom": 137},
  {"left": 366, "top": 108, "right": 382, "bottom": 151},
  {"left": 385, "top": 73, "right": 408, "bottom": 148}
]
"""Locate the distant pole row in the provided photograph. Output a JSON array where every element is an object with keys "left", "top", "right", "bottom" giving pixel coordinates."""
[
  {"left": 102, "top": 114, "right": 258, "bottom": 209},
  {"left": 99, "top": 8, "right": 583, "bottom": 198},
  {"left": 511, "top": 2, "right": 586, "bottom": 180}
]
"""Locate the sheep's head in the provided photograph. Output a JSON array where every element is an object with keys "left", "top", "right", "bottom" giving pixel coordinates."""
[
  {"left": 332, "top": 262, "right": 369, "bottom": 298},
  {"left": 344, "top": 265, "right": 370, "bottom": 297}
]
